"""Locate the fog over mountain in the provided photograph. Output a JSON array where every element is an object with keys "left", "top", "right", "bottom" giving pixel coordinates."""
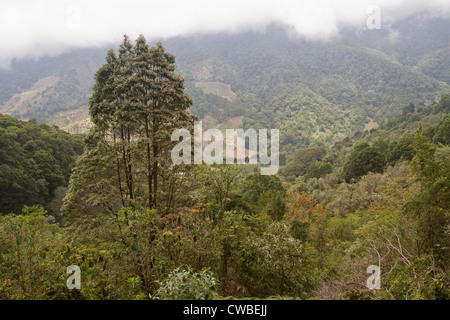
[{"left": 1, "top": 0, "right": 450, "bottom": 68}]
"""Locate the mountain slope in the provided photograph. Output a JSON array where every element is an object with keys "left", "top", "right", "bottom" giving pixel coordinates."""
[
  {"left": 0, "top": 17, "right": 449, "bottom": 151},
  {"left": 0, "top": 48, "right": 106, "bottom": 125}
]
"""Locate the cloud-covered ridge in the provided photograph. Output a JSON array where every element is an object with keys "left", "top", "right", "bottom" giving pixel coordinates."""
[{"left": 1, "top": 0, "right": 450, "bottom": 68}]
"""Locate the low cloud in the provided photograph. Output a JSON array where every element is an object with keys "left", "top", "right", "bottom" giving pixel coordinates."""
[{"left": 1, "top": 0, "right": 450, "bottom": 68}]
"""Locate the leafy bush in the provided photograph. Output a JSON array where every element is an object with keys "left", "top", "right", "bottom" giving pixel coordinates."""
[
  {"left": 343, "top": 144, "right": 387, "bottom": 183},
  {"left": 152, "top": 267, "right": 219, "bottom": 300}
]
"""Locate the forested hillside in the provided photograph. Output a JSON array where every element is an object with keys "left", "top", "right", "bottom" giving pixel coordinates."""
[
  {"left": 0, "top": 49, "right": 106, "bottom": 129},
  {"left": 1, "top": 17, "right": 449, "bottom": 150},
  {"left": 0, "top": 32, "right": 448, "bottom": 300},
  {"left": 0, "top": 114, "right": 83, "bottom": 214}
]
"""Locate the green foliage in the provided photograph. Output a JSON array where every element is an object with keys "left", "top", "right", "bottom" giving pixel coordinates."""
[
  {"left": 282, "top": 147, "right": 326, "bottom": 180},
  {"left": 382, "top": 256, "right": 449, "bottom": 300},
  {"left": 343, "top": 144, "right": 387, "bottom": 183},
  {"left": 63, "top": 35, "right": 196, "bottom": 216},
  {"left": 0, "top": 206, "right": 65, "bottom": 299},
  {"left": 0, "top": 205, "right": 151, "bottom": 300},
  {"left": 240, "top": 173, "right": 286, "bottom": 219},
  {"left": 433, "top": 115, "right": 450, "bottom": 145},
  {"left": 0, "top": 114, "right": 83, "bottom": 214},
  {"left": 404, "top": 128, "right": 450, "bottom": 264},
  {"left": 194, "top": 165, "right": 243, "bottom": 220},
  {"left": 387, "top": 135, "right": 415, "bottom": 165},
  {"left": 244, "top": 221, "right": 318, "bottom": 297},
  {"left": 152, "top": 267, "right": 219, "bottom": 300},
  {"left": 305, "top": 161, "right": 333, "bottom": 180}
]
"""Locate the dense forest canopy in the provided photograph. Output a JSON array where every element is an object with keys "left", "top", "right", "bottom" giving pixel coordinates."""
[{"left": 0, "top": 114, "right": 83, "bottom": 214}]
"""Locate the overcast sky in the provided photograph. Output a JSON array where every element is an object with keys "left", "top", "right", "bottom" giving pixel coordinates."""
[{"left": 1, "top": 0, "right": 450, "bottom": 68}]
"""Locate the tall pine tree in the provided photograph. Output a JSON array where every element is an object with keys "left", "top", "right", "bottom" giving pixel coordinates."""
[{"left": 63, "top": 35, "right": 196, "bottom": 219}]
